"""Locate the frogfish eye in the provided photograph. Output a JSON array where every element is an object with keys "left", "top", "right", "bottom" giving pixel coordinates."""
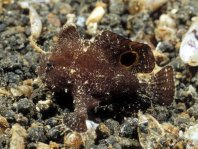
[{"left": 120, "top": 51, "right": 138, "bottom": 67}]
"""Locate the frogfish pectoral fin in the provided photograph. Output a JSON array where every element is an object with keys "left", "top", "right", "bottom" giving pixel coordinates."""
[
  {"left": 63, "top": 91, "right": 100, "bottom": 132},
  {"left": 55, "top": 25, "right": 83, "bottom": 54}
]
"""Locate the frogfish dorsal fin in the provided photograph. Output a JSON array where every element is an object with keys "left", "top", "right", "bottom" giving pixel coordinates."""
[{"left": 55, "top": 25, "right": 82, "bottom": 53}]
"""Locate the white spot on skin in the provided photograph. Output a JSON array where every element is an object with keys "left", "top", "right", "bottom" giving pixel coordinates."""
[
  {"left": 83, "top": 47, "right": 88, "bottom": 52},
  {"left": 97, "top": 75, "right": 105, "bottom": 78},
  {"left": 84, "top": 80, "right": 89, "bottom": 84},
  {"left": 70, "top": 69, "right": 76, "bottom": 74}
]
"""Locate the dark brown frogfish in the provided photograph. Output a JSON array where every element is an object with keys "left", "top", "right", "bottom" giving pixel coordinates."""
[{"left": 37, "top": 25, "right": 174, "bottom": 132}]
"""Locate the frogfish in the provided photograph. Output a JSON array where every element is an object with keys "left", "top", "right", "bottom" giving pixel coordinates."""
[{"left": 37, "top": 25, "right": 174, "bottom": 132}]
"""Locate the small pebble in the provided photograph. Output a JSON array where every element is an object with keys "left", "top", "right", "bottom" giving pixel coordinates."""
[
  {"left": 45, "top": 118, "right": 58, "bottom": 127},
  {"left": 36, "top": 99, "right": 53, "bottom": 113},
  {"left": 28, "top": 125, "right": 47, "bottom": 142},
  {"left": 109, "top": 0, "right": 125, "bottom": 15},
  {"left": 171, "top": 113, "right": 192, "bottom": 130},
  {"left": 58, "top": 3, "right": 73, "bottom": 15},
  {"left": 113, "top": 143, "right": 122, "bottom": 149},
  {"left": 183, "top": 124, "right": 198, "bottom": 148},
  {"left": 49, "top": 141, "right": 60, "bottom": 149},
  {"left": 47, "top": 13, "right": 61, "bottom": 27},
  {"left": 105, "top": 135, "right": 117, "bottom": 145},
  {"left": 101, "top": 14, "right": 121, "bottom": 27},
  {"left": 176, "top": 102, "right": 186, "bottom": 112},
  {"left": 0, "top": 23, "right": 6, "bottom": 32},
  {"left": 27, "top": 142, "right": 37, "bottom": 149},
  {"left": 120, "top": 121, "right": 135, "bottom": 138},
  {"left": 11, "top": 85, "right": 32, "bottom": 97},
  {"left": 10, "top": 124, "right": 27, "bottom": 149},
  {"left": 93, "top": 144, "right": 107, "bottom": 149},
  {"left": 46, "top": 127, "right": 60, "bottom": 141},
  {"left": 64, "top": 132, "right": 83, "bottom": 149},
  {"left": 179, "top": 19, "right": 198, "bottom": 66},
  {"left": 15, "top": 113, "right": 28, "bottom": 126},
  {"left": 17, "top": 98, "right": 35, "bottom": 115},
  {"left": 0, "top": 134, "right": 9, "bottom": 149},
  {"left": 128, "top": 0, "right": 168, "bottom": 14},
  {"left": 188, "top": 103, "right": 198, "bottom": 119},
  {"left": 36, "top": 142, "right": 50, "bottom": 149},
  {"left": 146, "top": 106, "right": 169, "bottom": 122},
  {"left": 76, "top": 16, "right": 86, "bottom": 27},
  {"left": 5, "top": 110, "right": 15, "bottom": 123},
  {"left": 0, "top": 115, "right": 9, "bottom": 133},
  {"left": 96, "top": 123, "right": 110, "bottom": 140},
  {"left": 104, "top": 119, "right": 120, "bottom": 135},
  {"left": 19, "top": 1, "right": 42, "bottom": 39},
  {"left": 157, "top": 41, "right": 175, "bottom": 52},
  {"left": 86, "top": 2, "right": 106, "bottom": 26}
]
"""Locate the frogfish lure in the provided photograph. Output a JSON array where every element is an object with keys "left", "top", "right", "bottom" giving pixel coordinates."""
[{"left": 37, "top": 25, "right": 174, "bottom": 132}]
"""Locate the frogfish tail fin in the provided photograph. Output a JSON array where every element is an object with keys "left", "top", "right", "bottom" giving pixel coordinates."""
[{"left": 138, "top": 66, "right": 174, "bottom": 105}]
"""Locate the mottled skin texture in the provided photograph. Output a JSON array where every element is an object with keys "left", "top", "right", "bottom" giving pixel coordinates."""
[{"left": 37, "top": 25, "right": 174, "bottom": 132}]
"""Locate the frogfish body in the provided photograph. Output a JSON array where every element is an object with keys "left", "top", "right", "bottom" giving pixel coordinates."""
[{"left": 37, "top": 25, "right": 174, "bottom": 132}]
